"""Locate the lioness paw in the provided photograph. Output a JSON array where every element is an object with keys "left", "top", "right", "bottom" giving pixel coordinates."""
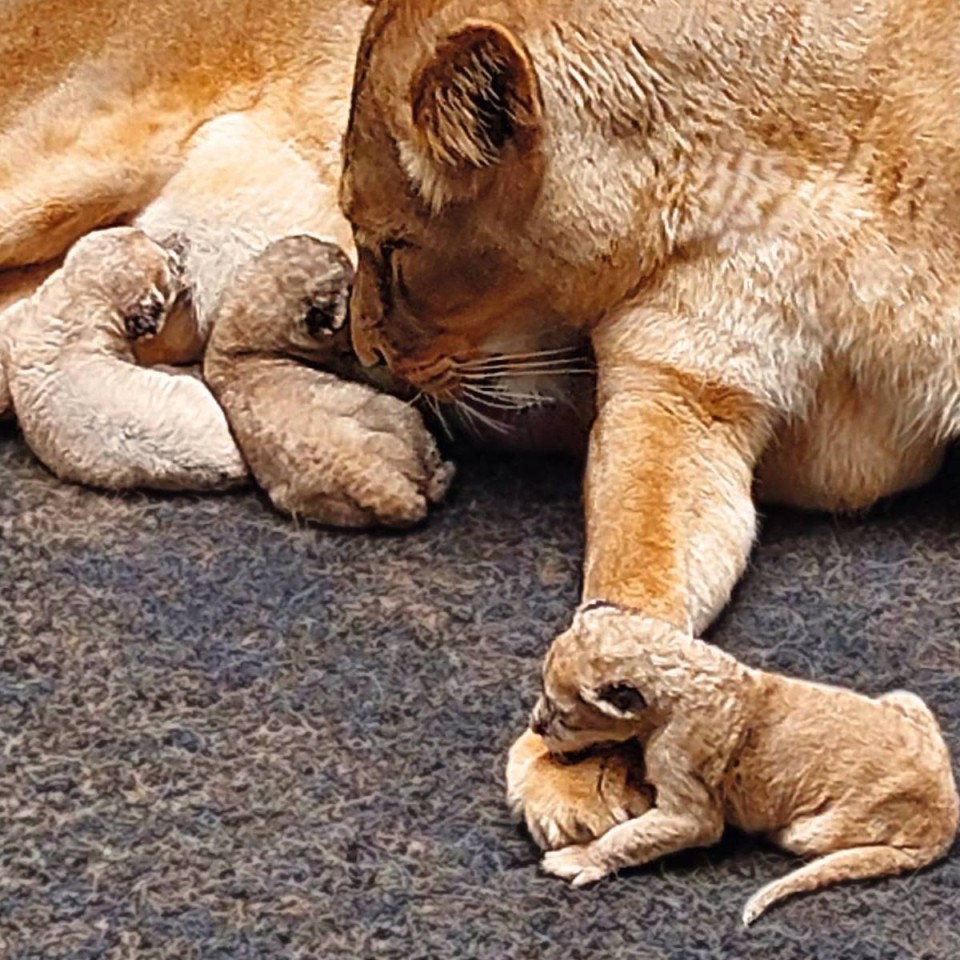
[{"left": 506, "top": 728, "right": 651, "bottom": 850}]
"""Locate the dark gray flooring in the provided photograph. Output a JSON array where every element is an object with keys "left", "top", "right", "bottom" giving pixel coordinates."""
[{"left": 2, "top": 421, "right": 958, "bottom": 960}]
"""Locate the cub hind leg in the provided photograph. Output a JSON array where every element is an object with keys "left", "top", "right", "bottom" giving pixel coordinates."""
[
  {"left": 749, "top": 786, "right": 956, "bottom": 927},
  {"left": 880, "top": 689, "right": 937, "bottom": 725}
]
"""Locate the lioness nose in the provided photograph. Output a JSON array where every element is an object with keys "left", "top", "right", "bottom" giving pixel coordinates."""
[
  {"left": 348, "top": 254, "right": 388, "bottom": 366},
  {"left": 349, "top": 310, "right": 385, "bottom": 367}
]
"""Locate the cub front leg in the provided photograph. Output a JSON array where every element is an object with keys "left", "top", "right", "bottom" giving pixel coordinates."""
[
  {"left": 542, "top": 726, "right": 726, "bottom": 886},
  {"left": 542, "top": 805, "right": 724, "bottom": 887}
]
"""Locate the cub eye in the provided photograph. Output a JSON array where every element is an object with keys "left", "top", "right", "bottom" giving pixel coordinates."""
[
  {"left": 303, "top": 293, "right": 347, "bottom": 338},
  {"left": 597, "top": 683, "right": 647, "bottom": 715}
]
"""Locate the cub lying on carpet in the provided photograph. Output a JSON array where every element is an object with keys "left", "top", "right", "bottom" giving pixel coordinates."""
[
  {"left": 531, "top": 603, "right": 959, "bottom": 924},
  {"left": 0, "top": 228, "right": 248, "bottom": 490}
]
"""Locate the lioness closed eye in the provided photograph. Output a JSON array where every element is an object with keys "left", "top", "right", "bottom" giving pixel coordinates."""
[{"left": 341, "top": 1, "right": 960, "bottom": 844}]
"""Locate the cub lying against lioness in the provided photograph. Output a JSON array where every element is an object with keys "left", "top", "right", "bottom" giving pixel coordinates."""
[
  {"left": 204, "top": 235, "right": 453, "bottom": 526},
  {"left": 0, "top": 228, "right": 248, "bottom": 490},
  {"left": 531, "top": 603, "right": 958, "bottom": 925}
]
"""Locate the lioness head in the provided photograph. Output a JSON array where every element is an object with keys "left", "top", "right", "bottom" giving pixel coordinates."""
[{"left": 340, "top": 2, "right": 679, "bottom": 405}]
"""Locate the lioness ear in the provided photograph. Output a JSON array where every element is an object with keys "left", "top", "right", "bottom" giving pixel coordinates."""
[
  {"left": 583, "top": 682, "right": 648, "bottom": 719},
  {"left": 411, "top": 21, "right": 540, "bottom": 171}
]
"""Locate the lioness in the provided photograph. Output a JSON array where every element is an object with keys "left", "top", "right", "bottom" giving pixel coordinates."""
[{"left": 340, "top": 0, "right": 960, "bottom": 844}]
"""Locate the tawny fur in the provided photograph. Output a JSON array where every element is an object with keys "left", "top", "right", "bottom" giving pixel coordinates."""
[
  {"left": 4, "top": 0, "right": 960, "bottom": 856},
  {"left": 0, "top": 0, "right": 377, "bottom": 439},
  {"left": 531, "top": 604, "right": 959, "bottom": 925},
  {"left": 339, "top": 0, "right": 960, "bottom": 841},
  {"left": 204, "top": 235, "right": 453, "bottom": 527},
  {"left": 0, "top": 228, "right": 248, "bottom": 490},
  {"left": 0, "top": 0, "right": 369, "bottom": 275},
  {"left": 506, "top": 730, "right": 653, "bottom": 851}
]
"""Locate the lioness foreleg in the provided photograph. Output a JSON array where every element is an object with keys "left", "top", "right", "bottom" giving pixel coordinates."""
[{"left": 581, "top": 360, "right": 772, "bottom": 629}]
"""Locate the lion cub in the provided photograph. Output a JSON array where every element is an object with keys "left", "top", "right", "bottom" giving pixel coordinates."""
[
  {"left": 204, "top": 235, "right": 453, "bottom": 528},
  {"left": 533, "top": 603, "right": 958, "bottom": 925},
  {"left": 0, "top": 228, "right": 248, "bottom": 490}
]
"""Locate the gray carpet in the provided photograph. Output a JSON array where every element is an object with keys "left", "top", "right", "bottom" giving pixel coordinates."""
[{"left": 2, "top": 419, "right": 958, "bottom": 960}]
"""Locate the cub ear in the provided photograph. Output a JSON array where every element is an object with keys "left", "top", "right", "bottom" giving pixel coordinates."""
[
  {"left": 410, "top": 21, "right": 541, "bottom": 171},
  {"left": 583, "top": 682, "right": 648, "bottom": 719}
]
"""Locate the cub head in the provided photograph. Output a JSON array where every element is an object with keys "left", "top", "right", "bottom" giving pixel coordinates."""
[
  {"left": 531, "top": 602, "right": 659, "bottom": 755},
  {"left": 340, "top": 2, "right": 674, "bottom": 405}
]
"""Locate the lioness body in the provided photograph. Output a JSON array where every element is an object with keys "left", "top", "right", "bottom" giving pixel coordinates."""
[{"left": 341, "top": 0, "right": 960, "bottom": 840}]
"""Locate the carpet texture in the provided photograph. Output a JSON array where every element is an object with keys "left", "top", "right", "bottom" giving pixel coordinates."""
[{"left": 2, "top": 420, "right": 958, "bottom": 960}]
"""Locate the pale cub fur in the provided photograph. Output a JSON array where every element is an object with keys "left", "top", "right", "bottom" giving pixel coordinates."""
[{"left": 534, "top": 604, "right": 959, "bottom": 924}]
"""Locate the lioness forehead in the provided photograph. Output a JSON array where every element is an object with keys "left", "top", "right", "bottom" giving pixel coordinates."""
[{"left": 341, "top": 4, "right": 426, "bottom": 228}]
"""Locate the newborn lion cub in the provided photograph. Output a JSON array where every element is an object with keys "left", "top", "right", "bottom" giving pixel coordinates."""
[
  {"left": 204, "top": 235, "right": 453, "bottom": 527},
  {"left": 532, "top": 603, "right": 958, "bottom": 925},
  {"left": 0, "top": 228, "right": 248, "bottom": 490}
]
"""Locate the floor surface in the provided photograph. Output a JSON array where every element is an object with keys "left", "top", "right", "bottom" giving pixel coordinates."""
[{"left": 2, "top": 424, "right": 958, "bottom": 959}]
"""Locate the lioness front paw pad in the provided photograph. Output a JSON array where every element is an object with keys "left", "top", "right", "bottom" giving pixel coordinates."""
[{"left": 506, "top": 729, "right": 652, "bottom": 850}]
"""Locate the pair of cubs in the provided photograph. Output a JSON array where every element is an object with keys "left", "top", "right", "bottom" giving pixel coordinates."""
[
  {"left": 0, "top": 229, "right": 452, "bottom": 523},
  {"left": 509, "top": 603, "right": 958, "bottom": 925}
]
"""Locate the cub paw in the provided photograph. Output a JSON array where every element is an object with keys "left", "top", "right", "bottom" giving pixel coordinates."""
[
  {"left": 542, "top": 841, "right": 612, "bottom": 888},
  {"left": 319, "top": 390, "right": 454, "bottom": 528},
  {"left": 506, "top": 728, "right": 652, "bottom": 851}
]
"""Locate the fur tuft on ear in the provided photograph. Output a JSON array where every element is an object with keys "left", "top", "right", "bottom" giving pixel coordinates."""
[
  {"left": 410, "top": 21, "right": 540, "bottom": 171},
  {"left": 584, "top": 682, "right": 648, "bottom": 719}
]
